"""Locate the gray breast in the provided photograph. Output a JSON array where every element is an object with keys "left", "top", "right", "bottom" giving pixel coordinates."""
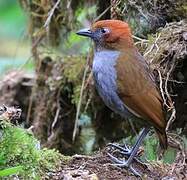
[{"left": 92, "top": 50, "right": 135, "bottom": 118}]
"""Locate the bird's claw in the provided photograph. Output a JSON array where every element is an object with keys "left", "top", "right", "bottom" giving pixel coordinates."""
[
  {"left": 107, "top": 152, "right": 141, "bottom": 177},
  {"left": 107, "top": 143, "right": 146, "bottom": 165},
  {"left": 107, "top": 143, "right": 131, "bottom": 155}
]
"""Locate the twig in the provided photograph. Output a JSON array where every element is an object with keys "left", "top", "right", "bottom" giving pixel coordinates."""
[
  {"left": 51, "top": 89, "right": 61, "bottom": 130},
  {"left": 83, "top": 94, "right": 92, "bottom": 113},
  {"left": 157, "top": 64, "right": 176, "bottom": 131},
  {"left": 133, "top": 35, "right": 149, "bottom": 48},
  {"left": 144, "top": 33, "right": 161, "bottom": 58},
  {"left": 94, "top": 6, "right": 112, "bottom": 22},
  {"left": 27, "top": 125, "right": 34, "bottom": 133},
  {"left": 164, "top": 61, "right": 176, "bottom": 130},
  {"left": 157, "top": 70, "right": 170, "bottom": 109},
  {"left": 167, "top": 132, "right": 186, "bottom": 164},
  {"left": 94, "top": 0, "right": 121, "bottom": 21},
  {"left": 83, "top": 71, "right": 93, "bottom": 90},
  {"left": 111, "top": 0, "right": 120, "bottom": 19},
  {"left": 128, "top": 0, "right": 149, "bottom": 21},
  {"left": 166, "top": 108, "right": 176, "bottom": 131},
  {"left": 133, "top": 35, "right": 148, "bottom": 42},
  {"left": 26, "top": 83, "right": 35, "bottom": 124},
  {"left": 52, "top": 107, "right": 60, "bottom": 129},
  {"left": 164, "top": 62, "right": 175, "bottom": 108},
  {"left": 72, "top": 53, "right": 91, "bottom": 142},
  {"left": 44, "top": 0, "right": 61, "bottom": 28},
  {"left": 32, "top": 35, "right": 44, "bottom": 52},
  {"left": 162, "top": 78, "right": 185, "bottom": 84}
]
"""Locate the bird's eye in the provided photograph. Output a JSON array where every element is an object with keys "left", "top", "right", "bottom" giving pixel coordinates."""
[{"left": 101, "top": 28, "right": 109, "bottom": 34}]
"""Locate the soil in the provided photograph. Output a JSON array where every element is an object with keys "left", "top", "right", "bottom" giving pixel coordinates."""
[{"left": 49, "top": 148, "right": 187, "bottom": 180}]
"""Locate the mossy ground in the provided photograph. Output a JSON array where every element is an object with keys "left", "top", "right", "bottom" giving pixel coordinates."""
[{"left": 0, "top": 121, "right": 71, "bottom": 179}]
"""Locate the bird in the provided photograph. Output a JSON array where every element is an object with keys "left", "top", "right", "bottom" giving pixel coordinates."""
[{"left": 76, "top": 20, "right": 168, "bottom": 176}]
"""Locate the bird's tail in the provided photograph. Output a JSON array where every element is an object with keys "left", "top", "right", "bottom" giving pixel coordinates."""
[{"left": 156, "top": 130, "right": 168, "bottom": 150}]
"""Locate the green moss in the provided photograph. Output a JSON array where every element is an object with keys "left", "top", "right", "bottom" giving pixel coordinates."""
[
  {"left": 0, "top": 121, "right": 67, "bottom": 179},
  {"left": 63, "top": 56, "right": 85, "bottom": 83},
  {"left": 144, "top": 135, "right": 158, "bottom": 161},
  {"left": 63, "top": 56, "right": 87, "bottom": 106},
  {"left": 181, "top": 4, "right": 187, "bottom": 12}
]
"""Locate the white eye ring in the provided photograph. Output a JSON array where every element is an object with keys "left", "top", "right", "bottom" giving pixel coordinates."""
[{"left": 101, "top": 28, "right": 110, "bottom": 34}]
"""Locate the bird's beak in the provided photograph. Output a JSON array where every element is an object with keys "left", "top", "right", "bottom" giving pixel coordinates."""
[{"left": 76, "top": 28, "right": 93, "bottom": 38}]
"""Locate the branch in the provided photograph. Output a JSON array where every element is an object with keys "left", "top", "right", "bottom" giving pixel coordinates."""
[{"left": 72, "top": 53, "right": 91, "bottom": 142}]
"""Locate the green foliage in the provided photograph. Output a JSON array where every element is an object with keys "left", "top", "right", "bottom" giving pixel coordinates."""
[
  {"left": 144, "top": 134, "right": 158, "bottom": 161},
  {"left": 0, "top": 166, "right": 23, "bottom": 177},
  {"left": 163, "top": 148, "right": 176, "bottom": 164},
  {"left": 144, "top": 134, "right": 176, "bottom": 163},
  {"left": 0, "top": 122, "right": 63, "bottom": 179}
]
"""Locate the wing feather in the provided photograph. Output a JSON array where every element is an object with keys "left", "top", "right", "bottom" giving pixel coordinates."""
[{"left": 116, "top": 50, "right": 167, "bottom": 132}]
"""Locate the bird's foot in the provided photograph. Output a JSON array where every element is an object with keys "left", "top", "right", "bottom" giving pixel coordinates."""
[
  {"left": 106, "top": 143, "right": 146, "bottom": 176},
  {"left": 107, "top": 143, "right": 131, "bottom": 155},
  {"left": 107, "top": 143, "right": 145, "bottom": 165},
  {"left": 107, "top": 152, "right": 141, "bottom": 177}
]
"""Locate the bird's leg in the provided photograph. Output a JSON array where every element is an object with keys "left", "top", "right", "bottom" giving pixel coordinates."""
[
  {"left": 107, "top": 128, "right": 150, "bottom": 176},
  {"left": 107, "top": 128, "right": 149, "bottom": 157},
  {"left": 107, "top": 143, "right": 145, "bottom": 165}
]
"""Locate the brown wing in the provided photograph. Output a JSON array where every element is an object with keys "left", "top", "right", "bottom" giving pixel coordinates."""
[{"left": 116, "top": 50, "right": 167, "bottom": 148}]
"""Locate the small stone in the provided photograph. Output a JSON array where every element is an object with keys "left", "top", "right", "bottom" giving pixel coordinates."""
[{"left": 182, "top": 32, "right": 187, "bottom": 41}]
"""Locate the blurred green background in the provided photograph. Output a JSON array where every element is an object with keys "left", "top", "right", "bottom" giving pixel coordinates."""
[{"left": 0, "top": 0, "right": 33, "bottom": 74}]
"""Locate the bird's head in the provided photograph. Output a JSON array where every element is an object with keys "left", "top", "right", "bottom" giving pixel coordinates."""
[{"left": 76, "top": 20, "right": 134, "bottom": 51}]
